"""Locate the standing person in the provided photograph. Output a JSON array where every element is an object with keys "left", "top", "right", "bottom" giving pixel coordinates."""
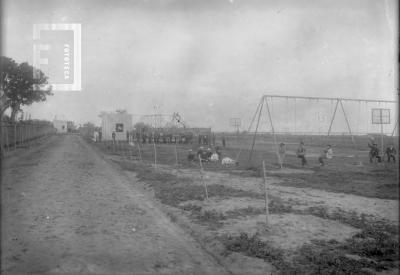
[
  {"left": 197, "top": 146, "right": 204, "bottom": 161},
  {"left": 296, "top": 141, "right": 307, "bottom": 166},
  {"left": 93, "top": 131, "right": 99, "bottom": 142},
  {"left": 99, "top": 130, "right": 102, "bottom": 142},
  {"left": 112, "top": 131, "right": 116, "bottom": 145},
  {"left": 385, "top": 144, "right": 396, "bottom": 163},
  {"left": 318, "top": 145, "right": 333, "bottom": 166},
  {"left": 278, "top": 142, "right": 286, "bottom": 167},
  {"left": 187, "top": 149, "right": 195, "bottom": 162},
  {"left": 206, "top": 148, "right": 213, "bottom": 161},
  {"left": 222, "top": 133, "right": 226, "bottom": 148},
  {"left": 215, "top": 146, "right": 222, "bottom": 160}
]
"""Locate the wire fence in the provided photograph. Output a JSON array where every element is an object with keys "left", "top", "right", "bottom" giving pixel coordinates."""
[{"left": 1, "top": 121, "right": 55, "bottom": 152}]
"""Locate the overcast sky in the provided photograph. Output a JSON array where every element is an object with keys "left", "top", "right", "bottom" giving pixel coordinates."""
[{"left": 2, "top": 0, "right": 398, "bottom": 131}]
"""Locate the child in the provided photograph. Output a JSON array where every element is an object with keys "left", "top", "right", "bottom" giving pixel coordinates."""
[
  {"left": 385, "top": 144, "right": 396, "bottom": 163},
  {"left": 206, "top": 148, "right": 213, "bottom": 161},
  {"left": 215, "top": 146, "right": 222, "bottom": 160},
  {"left": 368, "top": 142, "right": 381, "bottom": 163},
  {"left": 318, "top": 145, "right": 333, "bottom": 166},
  {"left": 296, "top": 141, "right": 307, "bottom": 166},
  {"left": 278, "top": 142, "right": 286, "bottom": 167},
  {"left": 187, "top": 149, "right": 195, "bottom": 162},
  {"left": 112, "top": 131, "right": 116, "bottom": 144}
]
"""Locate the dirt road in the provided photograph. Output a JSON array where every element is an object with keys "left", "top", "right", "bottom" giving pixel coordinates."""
[{"left": 1, "top": 135, "right": 229, "bottom": 275}]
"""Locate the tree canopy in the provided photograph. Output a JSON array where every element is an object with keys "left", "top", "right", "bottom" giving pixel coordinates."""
[{"left": 0, "top": 56, "right": 52, "bottom": 122}]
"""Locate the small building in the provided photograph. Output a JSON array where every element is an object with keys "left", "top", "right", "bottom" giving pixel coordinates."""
[
  {"left": 99, "top": 110, "right": 133, "bottom": 141},
  {"left": 53, "top": 119, "right": 68, "bottom": 134}
]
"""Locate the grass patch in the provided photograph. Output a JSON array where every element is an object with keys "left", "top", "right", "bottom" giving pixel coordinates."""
[
  {"left": 221, "top": 233, "right": 397, "bottom": 274},
  {"left": 274, "top": 167, "right": 398, "bottom": 200},
  {"left": 299, "top": 206, "right": 399, "bottom": 235},
  {"left": 225, "top": 206, "right": 265, "bottom": 218}
]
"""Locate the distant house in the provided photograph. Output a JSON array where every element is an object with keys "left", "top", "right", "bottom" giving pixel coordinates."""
[
  {"left": 53, "top": 119, "right": 68, "bottom": 134},
  {"left": 99, "top": 110, "right": 133, "bottom": 141}
]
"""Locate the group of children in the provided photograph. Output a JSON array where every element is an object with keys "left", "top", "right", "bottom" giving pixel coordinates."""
[
  {"left": 368, "top": 140, "right": 397, "bottom": 163},
  {"left": 187, "top": 146, "right": 222, "bottom": 162},
  {"left": 293, "top": 139, "right": 396, "bottom": 167},
  {"left": 292, "top": 142, "right": 333, "bottom": 167},
  {"left": 186, "top": 139, "right": 396, "bottom": 167}
]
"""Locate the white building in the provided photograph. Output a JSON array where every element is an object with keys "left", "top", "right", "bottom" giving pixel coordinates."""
[
  {"left": 99, "top": 110, "right": 133, "bottom": 140},
  {"left": 53, "top": 119, "right": 68, "bottom": 134}
]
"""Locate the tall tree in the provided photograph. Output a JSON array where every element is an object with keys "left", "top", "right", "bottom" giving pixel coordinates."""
[
  {"left": 0, "top": 56, "right": 52, "bottom": 122},
  {"left": 0, "top": 56, "right": 18, "bottom": 116}
]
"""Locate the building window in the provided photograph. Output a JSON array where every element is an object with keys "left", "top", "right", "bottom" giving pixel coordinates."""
[{"left": 116, "top": 123, "right": 124, "bottom": 132}]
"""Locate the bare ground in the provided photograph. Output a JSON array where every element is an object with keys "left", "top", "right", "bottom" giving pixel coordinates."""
[{"left": 1, "top": 135, "right": 230, "bottom": 275}]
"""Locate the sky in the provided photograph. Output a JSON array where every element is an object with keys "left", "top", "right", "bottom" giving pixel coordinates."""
[{"left": 2, "top": 0, "right": 398, "bottom": 132}]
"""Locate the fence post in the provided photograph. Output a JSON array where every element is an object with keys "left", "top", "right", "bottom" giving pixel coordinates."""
[
  {"left": 137, "top": 140, "right": 143, "bottom": 162},
  {"left": 14, "top": 123, "right": 17, "bottom": 149},
  {"left": 174, "top": 143, "right": 179, "bottom": 166},
  {"left": 0, "top": 123, "right": 3, "bottom": 155},
  {"left": 5, "top": 124, "right": 9, "bottom": 151},
  {"left": 199, "top": 156, "right": 209, "bottom": 200},
  {"left": 153, "top": 140, "right": 157, "bottom": 169}
]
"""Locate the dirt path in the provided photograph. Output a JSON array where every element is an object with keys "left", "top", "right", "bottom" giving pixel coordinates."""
[{"left": 1, "top": 135, "right": 229, "bottom": 275}]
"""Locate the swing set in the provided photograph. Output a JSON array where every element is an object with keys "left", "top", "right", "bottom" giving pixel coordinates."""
[{"left": 241, "top": 95, "right": 398, "bottom": 168}]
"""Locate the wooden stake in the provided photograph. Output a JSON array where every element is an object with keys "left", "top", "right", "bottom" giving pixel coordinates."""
[
  {"left": 14, "top": 124, "right": 17, "bottom": 149},
  {"left": 153, "top": 140, "right": 157, "bottom": 169},
  {"left": 262, "top": 161, "right": 269, "bottom": 228},
  {"left": 137, "top": 141, "right": 143, "bottom": 161},
  {"left": 199, "top": 156, "right": 208, "bottom": 200},
  {"left": 174, "top": 143, "right": 179, "bottom": 166}
]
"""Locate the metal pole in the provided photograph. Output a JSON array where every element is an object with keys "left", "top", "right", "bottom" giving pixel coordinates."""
[
  {"left": 381, "top": 122, "right": 384, "bottom": 157},
  {"left": 260, "top": 94, "right": 397, "bottom": 104},
  {"left": 327, "top": 99, "right": 339, "bottom": 136},
  {"left": 264, "top": 98, "right": 281, "bottom": 168},
  {"left": 235, "top": 97, "right": 263, "bottom": 161},
  {"left": 391, "top": 117, "right": 398, "bottom": 137},
  {"left": 248, "top": 98, "right": 264, "bottom": 163},
  {"left": 262, "top": 160, "right": 269, "bottom": 227},
  {"left": 339, "top": 100, "right": 360, "bottom": 164}
]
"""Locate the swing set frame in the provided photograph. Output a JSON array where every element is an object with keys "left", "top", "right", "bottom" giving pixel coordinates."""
[{"left": 246, "top": 95, "right": 398, "bottom": 167}]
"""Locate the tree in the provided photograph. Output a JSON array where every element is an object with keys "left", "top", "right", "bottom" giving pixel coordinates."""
[
  {"left": 0, "top": 56, "right": 52, "bottom": 122},
  {"left": 0, "top": 56, "right": 18, "bottom": 115}
]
